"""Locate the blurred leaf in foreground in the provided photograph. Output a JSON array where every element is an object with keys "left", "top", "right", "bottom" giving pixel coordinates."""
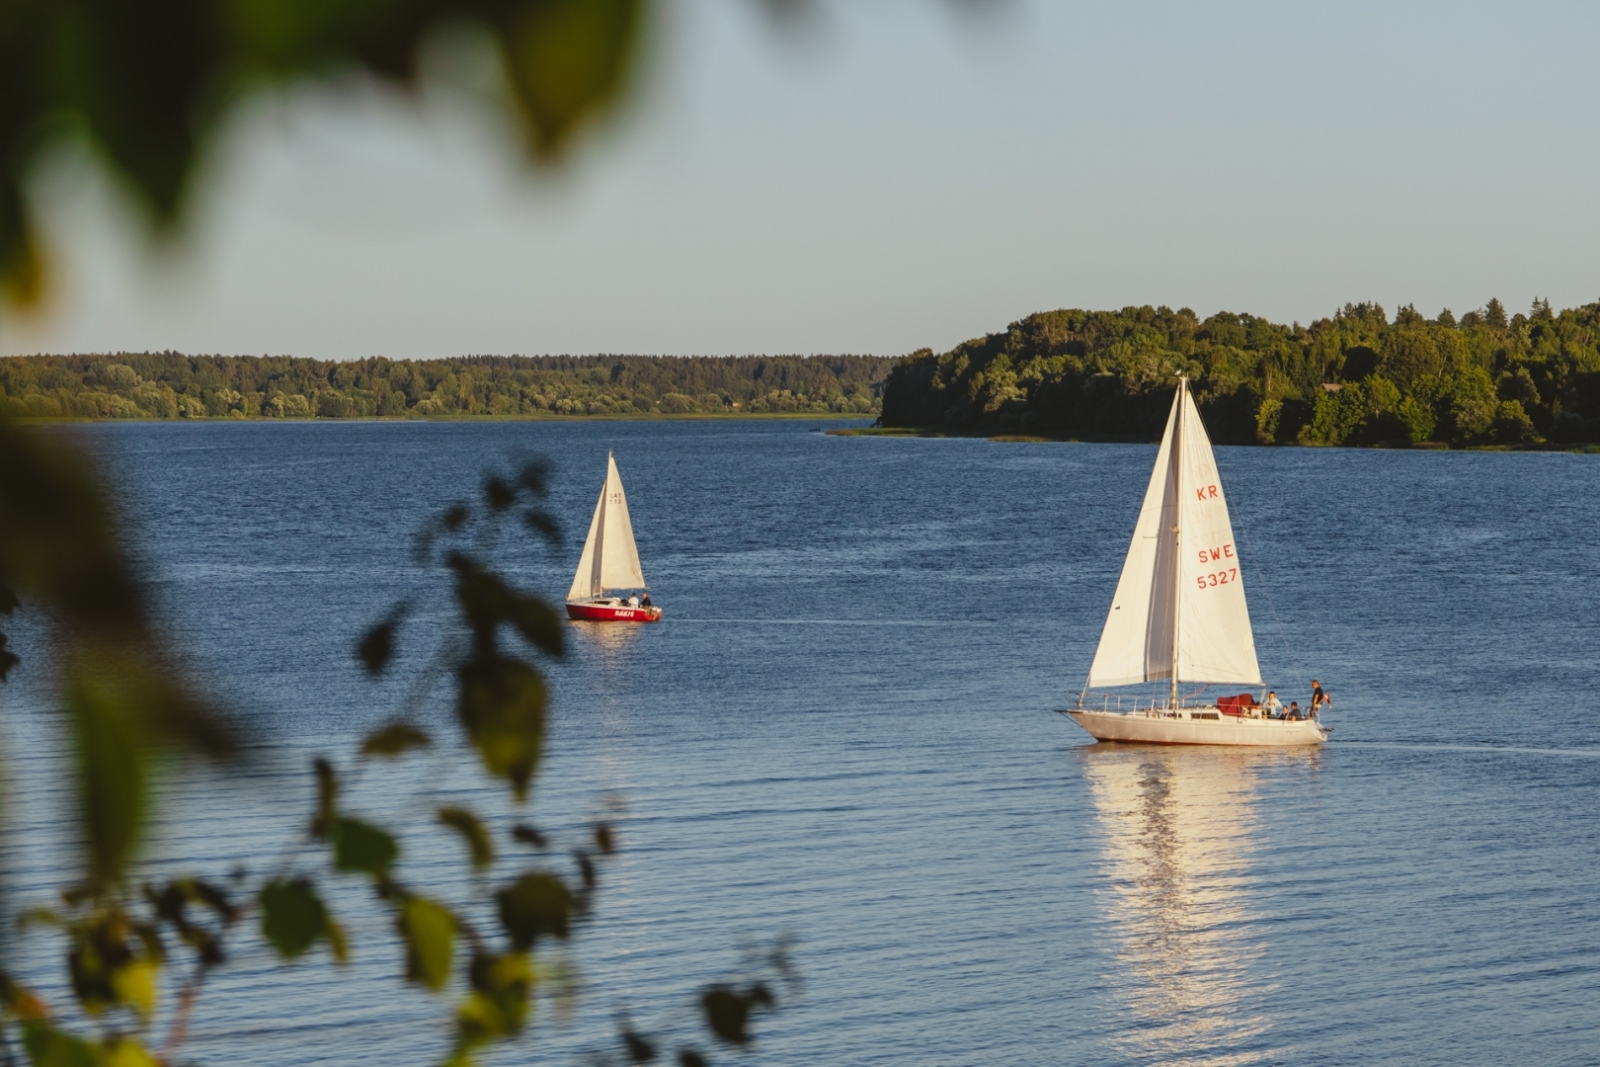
[
  {"left": 260, "top": 878, "right": 346, "bottom": 963},
  {"left": 399, "top": 896, "right": 457, "bottom": 991},
  {"left": 329, "top": 818, "right": 399, "bottom": 877},
  {"left": 0, "top": 423, "right": 239, "bottom": 892},
  {"left": 360, "top": 721, "right": 432, "bottom": 759},
  {"left": 496, "top": 872, "right": 576, "bottom": 951},
  {"left": 0, "top": 0, "right": 646, "bottom": 309},
  {"left": 438, "top": 806, "right": 496, "bottom": 871},
  {"left": 457, "top": 656, "right": 547, "bottom": 801}
]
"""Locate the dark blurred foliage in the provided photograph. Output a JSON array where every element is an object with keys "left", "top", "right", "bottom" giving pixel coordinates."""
[
  {"left": 0, "top": 455, "right": 791, "bottom": 1064},
  {"left": 0, "top": 420, "right": 244, "bottom": 1062},
  {"left": 0, "top": 354, "right": 890, "bottom": 419},
  {"left": 0, "top": 0, "right": 648, "bottom": 306},
  {"left": 0, "top": 422, "right": 240, "bottom": 893},
  {"left": 0, "top": 0, "right": 994, "bottom": 310},
  {"left": 880, "top": 298, "right": 1600, "bottom": 448}
]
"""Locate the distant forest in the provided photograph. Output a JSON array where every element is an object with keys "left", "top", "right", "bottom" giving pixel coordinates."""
[
  {"left": 0, "top": 353, "right": 890, "bottom": 419},
  {"left": 880, "top": 299, "right": 1600, "bottom": 447}
]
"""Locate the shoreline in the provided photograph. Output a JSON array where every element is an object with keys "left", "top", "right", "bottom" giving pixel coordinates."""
[
  {"left": 8, "top": 411, "right": 878, "bottom": 426},
  {"left": 826, "top": 426, "right": 1600, "bottom": 453}
]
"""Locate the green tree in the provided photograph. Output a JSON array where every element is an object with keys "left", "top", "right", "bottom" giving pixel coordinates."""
[
  {"left": 1394, "top": 395, "right": 1436, "bottom": 442},
  {"left": 1380, "top": 327, "right": 1444, "bottom": 390},
  {"left": 1491, "top": 400, "right": 1536, "bottom": 444},
  {"left": 878, "top": 299, "right": 1600, "bottom": 449},
  {"left": 1303, "top": 387, "right": 1367, "bottom": 445},
  {"left": 1445, "top": 364, "right": 1497, "bottom": 444}
]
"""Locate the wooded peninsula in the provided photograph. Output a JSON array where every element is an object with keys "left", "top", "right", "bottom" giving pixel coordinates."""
[
  {"left": 0, "top": 353, "right": 890, "bottom": 419},
  {"left": 880, "top": 299, "right": 1600, "bottom": 447}
]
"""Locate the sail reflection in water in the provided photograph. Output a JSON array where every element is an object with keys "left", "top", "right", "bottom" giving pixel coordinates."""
[{"left": 1078, "top": 747, "right": 1309, "bottom": 1066}]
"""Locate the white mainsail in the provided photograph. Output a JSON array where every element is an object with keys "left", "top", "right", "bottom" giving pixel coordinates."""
[
  {"left": 567, "top": 453, "right": 648, "bottom": 601},
  {"left": 1087, "top": 379, "right": 1261, "bottom": 692}
]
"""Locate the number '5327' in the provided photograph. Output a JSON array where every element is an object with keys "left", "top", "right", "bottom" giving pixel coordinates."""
[{"left": 1197, "top": 568, "right": 1238, "bottom": 589}]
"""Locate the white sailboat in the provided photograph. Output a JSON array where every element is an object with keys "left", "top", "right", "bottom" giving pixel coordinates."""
[
  {"left": 1066, "top": 379, "right": 1326, "bottom": 745},
  {"left": 565, "top": 452, "right": 662, "bottom": 623}
]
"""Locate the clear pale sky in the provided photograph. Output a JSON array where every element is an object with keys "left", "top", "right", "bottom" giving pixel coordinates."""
[{"left": 3, "top": 0, "right": 1597, "bottom": 361}]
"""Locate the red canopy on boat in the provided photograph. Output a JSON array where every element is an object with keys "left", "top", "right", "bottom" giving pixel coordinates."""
[{"left": 1216, "top": 693, "right": 1258, "bottom": 716}]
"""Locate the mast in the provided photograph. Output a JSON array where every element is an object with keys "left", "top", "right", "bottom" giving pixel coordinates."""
[
  {"left": 1170, "top": 378, "right": 1185, "bottom": 708},
  {"left": 589, "top": 451, "right": 609, "bottom": 598}
]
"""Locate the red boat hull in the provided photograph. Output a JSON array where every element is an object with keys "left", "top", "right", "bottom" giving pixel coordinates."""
[{"left": 565, "top": 601, "right": 662, "bottom": 623}]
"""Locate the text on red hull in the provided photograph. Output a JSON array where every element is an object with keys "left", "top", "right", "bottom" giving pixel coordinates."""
[{"left": 565, "top": 601, "right": 662, "bottom": 623}]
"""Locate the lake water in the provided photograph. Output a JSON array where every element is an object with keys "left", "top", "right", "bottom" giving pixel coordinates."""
[{"left": 3, "top": 420, "right": 1599, "bottom": 1066}]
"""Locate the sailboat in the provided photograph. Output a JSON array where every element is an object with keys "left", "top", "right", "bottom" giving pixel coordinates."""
[
  {"left": 565, "top": 452, "right": 662, "bottom": 623},
  {"left": 1065, "top": 379, "right": 1326, "bottom": 745}
]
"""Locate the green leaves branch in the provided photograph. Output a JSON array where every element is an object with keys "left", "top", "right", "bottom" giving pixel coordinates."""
[
  {"left": 2, "top": 873, "right": 245, "bottom": 1067},
  {"left": 254, "top": 461, "right": 791, "bottom": 1066},
  {"left": 1, "top": 445, "right": 791, "bottom": 1066}
]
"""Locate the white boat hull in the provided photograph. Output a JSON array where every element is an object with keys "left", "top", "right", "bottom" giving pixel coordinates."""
[{"left": 1067, "top": 707, "right": 1327, "bottom": 747}]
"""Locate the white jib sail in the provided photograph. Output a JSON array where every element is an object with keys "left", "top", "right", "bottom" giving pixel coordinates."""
[
  {"left": 1087, "top": 381, "right": 1261, "bottom": 689},
  {"left": 566, "top": 453, "right": 648, "bottom": 601},
  {"left": 1088, "top": 389, "right": 1182, "bottom": 688}
]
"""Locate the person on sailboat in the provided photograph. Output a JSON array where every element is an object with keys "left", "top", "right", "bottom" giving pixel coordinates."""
[
  {"left": 1311, "top": 680, "right": 1331, "bottom": 717},
  {"left": 1285, "top": 700, "right": 1303, "bottom": 721},
  {"left": 1263, "top": 691, "right": 1283, "bottom": 719},
  {"left": 640, "top": 592, "right": 653, "bottom": 608},
  {"left": 627, "top": 594, "right": 640, "bottom": 608}
]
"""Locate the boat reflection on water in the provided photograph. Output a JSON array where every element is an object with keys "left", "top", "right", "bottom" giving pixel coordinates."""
[
  {"left": 1077, "top": 746, "right": 1317, "bottom": 1065},
  {"left": 566, "top": 617, "right": 648, "bottom": 658}
]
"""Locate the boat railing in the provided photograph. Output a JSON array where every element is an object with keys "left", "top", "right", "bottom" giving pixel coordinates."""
[{"left": 1084, "top": 695, "right": 1256, "bottom": 720}]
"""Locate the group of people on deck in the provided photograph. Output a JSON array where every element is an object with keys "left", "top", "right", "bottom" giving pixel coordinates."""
[
  {"left": 624, "top": 593, "right": 653, "bottom": 609},
  {"left": 1255, "top": 680, "right": 1331, "bottom": 721}
]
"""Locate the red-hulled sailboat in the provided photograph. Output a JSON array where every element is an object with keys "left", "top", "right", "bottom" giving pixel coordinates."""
[{"left": 565, "top": 453, "right": 662, "bottom": 623}]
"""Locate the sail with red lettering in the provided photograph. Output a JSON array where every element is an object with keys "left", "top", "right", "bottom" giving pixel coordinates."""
[
  {"left": 1173, "top": 388, "right": 1260, "bottom": 684},
  {"left": 1087, "top": 380, "right": 1261, "bottom": 688}
]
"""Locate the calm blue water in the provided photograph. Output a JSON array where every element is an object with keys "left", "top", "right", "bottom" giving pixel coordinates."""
[{"left": 3, "top": 420, "right": 1599, "bottom": 1066}]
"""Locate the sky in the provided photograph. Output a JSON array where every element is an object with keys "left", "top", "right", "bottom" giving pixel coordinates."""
[{"left": 3, "top": 0, "right": 1599, "bottom": 361}]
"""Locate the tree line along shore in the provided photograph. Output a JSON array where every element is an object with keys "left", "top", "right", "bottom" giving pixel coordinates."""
[
  {"left": 9, "top": 299, "right": 1600, "bottom": 449},
  {"left": 879, "top": 299, "right": 1600, "bottom": 448},
  {"left": 0, "top": 353, "right": 889, "bottom": 420}
]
